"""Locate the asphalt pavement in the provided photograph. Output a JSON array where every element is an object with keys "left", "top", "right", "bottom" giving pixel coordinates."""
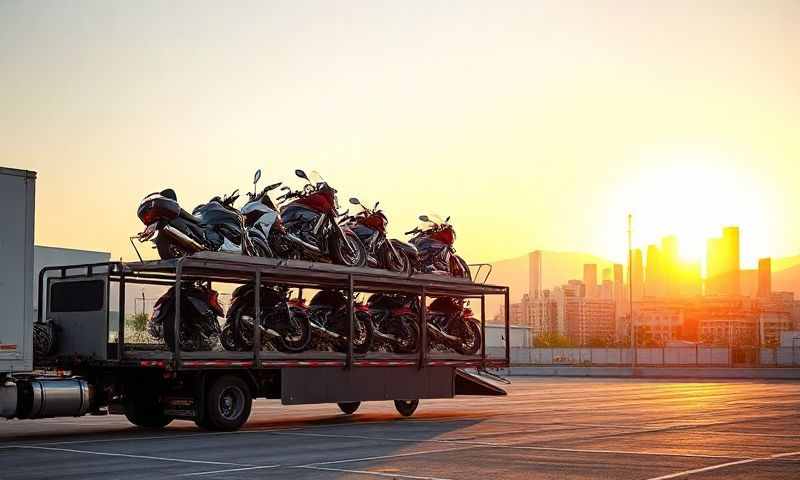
[{"left": 1, "top": 377, "right": 799, "bottom": 479}]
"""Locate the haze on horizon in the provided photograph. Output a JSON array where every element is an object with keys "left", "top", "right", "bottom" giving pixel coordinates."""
[{"left": 1, "top": 1, "right": 798, "bottom": 268}]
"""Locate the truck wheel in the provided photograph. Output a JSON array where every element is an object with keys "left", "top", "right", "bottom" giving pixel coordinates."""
[
  {"left": 337, "top": 402, "right": 361, "bottom": 415},
  {"left": 204, "top": 375, "right": 252, "bottom": 431},
  {"left": 124, "top": 396, "right": 172, "bottom": 429},
  {"left": 394, "top": 399, "right": 419, "bottom": 417}
]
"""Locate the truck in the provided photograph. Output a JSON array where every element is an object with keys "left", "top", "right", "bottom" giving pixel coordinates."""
[{"left": 1, "top": 166, "right": 510, "bottom": 431}]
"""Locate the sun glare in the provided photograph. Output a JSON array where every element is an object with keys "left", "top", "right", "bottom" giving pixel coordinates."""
[{"left": 612, "top": 152, "right": 769, "bottom": 270}]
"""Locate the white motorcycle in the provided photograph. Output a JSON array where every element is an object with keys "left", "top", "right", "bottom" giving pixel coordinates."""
[{"left": 240, "top": 169, "right": 289, "bottom": 258}]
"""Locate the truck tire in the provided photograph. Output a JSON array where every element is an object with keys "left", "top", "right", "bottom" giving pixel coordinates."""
[
  {"left": 394, "top": 399, "right": 419, "bottom": 417},
  {"left": 337, "top": 402, "right": 361, "bottom": 415},
  {"left": 203, "top": 375, "right": 252, "bottom": 431},
  {"left": 124, "top": 396, "right": 173, "bottom": 429}
]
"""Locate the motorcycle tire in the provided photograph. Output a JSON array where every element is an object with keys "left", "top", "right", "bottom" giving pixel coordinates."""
[
  {"left": 352, "top": 311, "right": 374, "bottom": 354},
  {"left": 383, "top": 247, "right": 411, "bottom": 274},
  {"left": 451, "top": 318, "right": 482, "bottom": 356},
  {"left": 384, "top": 316, "right": 420, "bottom": 354},
  {"left": 332, "top": 230, "right": 367, "bottom": 267},
  {"left": 276, "top": 308, "right": 312, "bottom": 353}
]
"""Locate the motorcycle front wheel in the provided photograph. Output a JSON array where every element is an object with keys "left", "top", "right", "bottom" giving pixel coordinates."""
[
  {"left": 275, "top": 308, "right": 312, "bottom": 353},
  {"left": 332, "top": 230, "right": 367, "bottom": 267},
  {"left": 450, "top": 318, "right": 482, "bottom": 355}
]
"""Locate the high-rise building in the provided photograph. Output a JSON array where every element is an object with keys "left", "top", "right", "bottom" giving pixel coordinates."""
[
  {"left": 645, "top": 244, "right": 664, "bottom": 297},
  {"left": 758, "top": 257, "right": 771, "bottom": 298},
  {"left": 529, "top": 250, "right": 542, "bottom": 298},
  {"left": 583, "top": 264, "right": 598, "bottom": 298},
  {"left": 723, "top": 226, "right": 741, "bottom": 296},
  {"left": 661, "top": 235, "right": 679, "bottom": 297},
  {"left": 706, "top": 227, "right": 741, "bottom": 296},
  {"left": 631, "top": 248, "right": 644, "bottom": 300}
]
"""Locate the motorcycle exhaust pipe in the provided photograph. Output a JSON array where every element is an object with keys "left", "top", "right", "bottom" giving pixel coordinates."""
[
  {"left": 427, "top": 324, "right": 461, "bottom": 343},
  {"left": 161, "top": 225, "right": 204, "bottom": 253},
  {"left": 285, "top": 233, "right": 321, "bottom": 254},
  {"left": 310, "top": 322, "right": 343, "bottom": 340}
]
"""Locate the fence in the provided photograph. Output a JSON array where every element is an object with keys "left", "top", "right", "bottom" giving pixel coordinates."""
[{"left": 487, "top": 347, "right": 800, "bottom": 367}]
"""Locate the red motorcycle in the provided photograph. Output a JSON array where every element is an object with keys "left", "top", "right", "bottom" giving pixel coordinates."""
[
  {"left": 344, "top": 197, "right": 419, "bottom": 274},
  {"left": 406, "top": 214, "right": 471, "bottom": 280},
  {"left": 276, "top": 170, "right": 367, "bottom": 267}
]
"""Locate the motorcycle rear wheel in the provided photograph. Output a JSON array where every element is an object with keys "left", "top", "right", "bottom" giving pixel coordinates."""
[{"left": 332, "top": 230, "right": 367, "bottom": 267}]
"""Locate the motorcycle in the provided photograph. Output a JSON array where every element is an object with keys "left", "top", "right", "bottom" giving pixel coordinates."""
[
  {"left": 137, "top": 188, "right": 253, "bottom": 260},
  {"left": 222, "top": 283, "right": 311, "bottom": 353},
  {"left": 369, "top": 294, "right": 481, "bottom": 355},
  {"left": 406, "top": 214, "right": 471, "bottom": 280},
  {"left": 366, "top": 293, "right": 420, "bottom": 354},
  {"left": 276, "top": 169, "right": 367, "bottom": 267},
  {"left": 148, "top": 282, "right": 223, "bottom": 352},
  {"left": 240, "top": 169, "right": 291, "bottom": 258},
  {"left": 424, "top": 296, "right": 482, "bottom": 355},
  {"left": 307, "top": 290, "right": 374, "bottom": 354},
  {"left": 344, "top": 197, "right": 418, "bottom": 274}
]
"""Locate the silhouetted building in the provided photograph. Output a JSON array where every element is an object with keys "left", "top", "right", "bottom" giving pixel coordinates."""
[
  {"left": 645, "top": 244, "right": 665, "bottom": 297},
  {"left": 661, "top": 235, "right": 680, "bottom": 297},
  {"left": 529, "top": 250, "right": 542, "bottom": 298},
  {"left": 583, "top": 264, "right": 597, "bottom": 298},
  {"left": 631, "top": 248, "right": 644, "bottom": 300},
  {"left": 758, "top": 257, "right": 771, "bottom": 298},
  {"left": 706, "top": 226, "right": 741, "bottom": 296}
]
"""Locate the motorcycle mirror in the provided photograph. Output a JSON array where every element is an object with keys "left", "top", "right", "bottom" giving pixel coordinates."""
[
  {"left": 253, "top": 169, "right": 261, "bottom": 194},
  {"left": 374, "top": 201, "right": 379, "bottom": 210},
  {"left": 445, "top": 216, "right": 451, "bottom": 223},
  {"left": 349, "top": 197, "right": 360, "bottom": 205},
  {"left": 295, "top": 169, "right": 308, "bottom": 181},
  {"left": 418, "top": 215, "right": 429, "bottom": 222}
]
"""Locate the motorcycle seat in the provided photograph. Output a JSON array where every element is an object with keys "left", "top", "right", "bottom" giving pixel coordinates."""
[{"left": 180, "top": 208, "right": 204, "bottom": 225}]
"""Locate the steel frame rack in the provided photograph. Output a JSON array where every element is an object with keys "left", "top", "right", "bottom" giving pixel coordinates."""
[{"left": 38, "top": 252, "right": 511, "bottom": 371}]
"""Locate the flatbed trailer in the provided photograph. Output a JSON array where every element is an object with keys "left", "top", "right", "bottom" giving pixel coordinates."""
[{"left": 22, "top": 252, "right": 509, "bottom": 430}]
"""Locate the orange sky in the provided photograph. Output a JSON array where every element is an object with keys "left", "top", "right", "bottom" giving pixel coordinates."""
[{"left": 1, "top": 1, "right": 798, "bottom": 269}]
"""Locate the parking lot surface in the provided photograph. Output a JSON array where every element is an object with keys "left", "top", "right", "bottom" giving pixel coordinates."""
[{"left": 1, "top": 377, "right": 799, "bottom": 479}]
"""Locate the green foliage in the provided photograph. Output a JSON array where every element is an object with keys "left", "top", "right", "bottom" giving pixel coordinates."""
[
  {"left": 131, "top": 312, "right": 149, "bottom": 332},
  {"left": 533, "top": 332, "right": 572, "bottom": 348}
]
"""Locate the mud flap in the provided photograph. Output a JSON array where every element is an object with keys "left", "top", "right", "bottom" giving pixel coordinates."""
[{"left": 454, "top": 369, "right": 507, "bottom": 396}]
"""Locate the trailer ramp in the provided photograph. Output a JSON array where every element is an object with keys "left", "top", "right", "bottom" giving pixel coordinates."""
[{"left": 454, "top": 369, "right": 506, "bottom": 396}]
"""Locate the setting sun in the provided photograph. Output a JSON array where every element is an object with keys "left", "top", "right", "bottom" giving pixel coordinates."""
[{"left": 611, "top": 149, "right": 774, "bottom": 271}]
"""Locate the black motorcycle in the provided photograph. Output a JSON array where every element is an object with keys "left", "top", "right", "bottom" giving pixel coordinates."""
[
  {"left": 366, "top": 293, "right": 420, "bottom": 354},
  {"left": 276, "top": 169, "right": 367, "bottom": 267},
  {"left": 406, "top": 214, "right": 471, "bottom": 280},
  {"left": 222, "top": 284, "right": 311, "bottom": 353},
  {"left": 137, "top": 188, "right": 253, "bottom": 259},
  {"left": 344, "top": 197, "right": 418, "bottom": 274},
  {"left": 307, "top": 289, "right": 374, "bottom": 354},
  {"left": 371, "top": 294, "right": 481, "bottom": 355},
  {"left": 148, "top": 282, "right": 223, "bottom": 352}
]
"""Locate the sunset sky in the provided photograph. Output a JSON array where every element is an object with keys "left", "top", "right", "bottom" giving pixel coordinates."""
[{"left": 2, "top": 1, "right": 798, "bottom": 270}]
